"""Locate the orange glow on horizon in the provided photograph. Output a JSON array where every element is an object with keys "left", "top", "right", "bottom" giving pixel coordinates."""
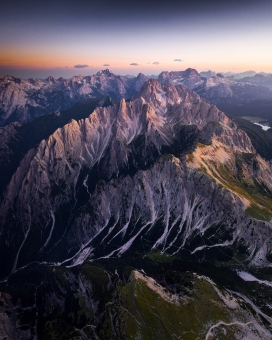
[{"left": 1, "top": 51, "right": 272, "bottom": 74}]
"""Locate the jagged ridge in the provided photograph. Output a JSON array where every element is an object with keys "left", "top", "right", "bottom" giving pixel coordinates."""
[
  {"left": 0, "top": 70, "right": 148, "bottom": 126},
  {"left": 1, "top": 80, "right": 272, "bottom": 278}
]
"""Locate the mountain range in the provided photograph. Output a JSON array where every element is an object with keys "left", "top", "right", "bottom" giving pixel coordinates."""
[
  {"left": 237, "top": 73, "right": 272, "bottom": 90},
  {"left": 1, "top": 76, "right": 272, "bottom": 338},
  {"left": 0, "top": 70, "right": 148, "bottom": 126},
  {"left": 1, "top": 68, "right": 272, "bottom": 127},
  {"left": 159, "top": 68, "right": 272, "bottom": 105}
]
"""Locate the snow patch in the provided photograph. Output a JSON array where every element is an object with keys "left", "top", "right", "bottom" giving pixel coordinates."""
[
  {"left": 237, "top": 270, "right": 272, "bottom": 287},
  {"left": 254, "top": 122, "right": 271, "bottom": 131}
]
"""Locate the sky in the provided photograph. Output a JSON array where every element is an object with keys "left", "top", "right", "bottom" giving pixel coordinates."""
[{"left": 1, "top": 0, "right": 272, "bottom": 78}]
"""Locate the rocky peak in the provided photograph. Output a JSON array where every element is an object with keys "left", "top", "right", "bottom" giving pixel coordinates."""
[
  {"left": 1, "top": 75, "right": 23, "bottom": 84},
  {"left": 157, "top": 69, "right": 205, "bottom": 90},
  {"left": 180, "top": 68, "right": 200, "bottom": 77},
  {"left": 137, "top": 79, "right": 191, "bottom": 110},
  {"left": 27, "top": 77, "right": 44, "bottom": 86},
  {"left": 137, "top": 79, "right": 166, "bottom": 103},
  {"left": 200, "top": 70, "right": 216, "bottom": 78},
  {"left": 96, "top": 69, "right": 113, "bottom": 77},
  {"left": 157, "top": 71, "right": 170, "bottom": 83},
  {"left": 69, "top": 75, "right": 84, "bottom": 82},
  {"left": 57, "top": 77, "right": 66, "bottom": 82},
  {"left": 46, "top": 76, "right": 56, "bottom": 83},
  {"left": 132, "top": 73, "right": 149, "bottom": 92},
  {"left": 2, "top": 75, "right": 12, "bottom": 81},
  {"left": 136, "top": 73, "right": 147, "bottom": 80}
]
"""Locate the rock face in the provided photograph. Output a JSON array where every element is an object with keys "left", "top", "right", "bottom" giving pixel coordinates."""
[
  {"left": 0, "top": 97, "right": 112, "bottom": 200},
  {"left": 0, "top": 70, "right": 148, "bottom": 126},
  {"left": 1, "top": 79, "right": 272, "bottom": 277}
]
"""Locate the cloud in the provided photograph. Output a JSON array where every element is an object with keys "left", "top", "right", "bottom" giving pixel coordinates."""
[
  {"left": 74, "top": 64, "right": 90, "bottom": 68},
  {"left": 103, "top": 64, "right": 110, "bottom": 66},
  {"left": 152, "top": 62, "right": 160, "bottom": 65},
  {"left": 130, "top": 63, "right": 139, "bottom": 66},
  {"left": 174, "top": 59, "right": 183, "bottom": 62}
]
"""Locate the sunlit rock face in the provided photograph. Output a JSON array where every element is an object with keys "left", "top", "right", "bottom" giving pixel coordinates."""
[
  {"left": 0, "top": 70, "right": 149, "bottom": 126},
  {"left": 1, "top": 79, "right": 272, "bottom": 277}
]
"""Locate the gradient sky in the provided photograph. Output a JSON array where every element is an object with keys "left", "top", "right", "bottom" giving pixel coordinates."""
[{"left": 1, "top": 0, "right": 272, "bottom": 78}]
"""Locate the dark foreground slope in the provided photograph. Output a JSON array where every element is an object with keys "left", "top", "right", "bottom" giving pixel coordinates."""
[
  {"left": 1, "top": 80, "right": 272, "bottom": 339},
  {"left": 1, "top": 259, "right": 272, "bottom": 340}
]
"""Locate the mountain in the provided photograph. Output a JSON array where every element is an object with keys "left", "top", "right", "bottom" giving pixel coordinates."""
[
  {"left": 124, "top": 74, "right": 136, "bottom": 78},
  {"left": 199, "top": 70, "right": 216, "bottom": 78},
  {"left": 238, "top": 73, "right": 272, "bottom": 90},
  {"left": 158, "top": 68, "right": 205, "bottom": 89},
  {"left": 221, "top": 70, "right": 257, "bottom": 79},
  {"left": 0, "top": 70, "right": 148, "bottom": 126},
  {"left": 2, "top": 68, "right": 272, "bottom": 128},
  {"left": 1, "top": 79, "right": 272, "bottom": 338},
  {"left": 146, "top": 74, "right": 159, "bottom": 79},
  {"left": 0, "top": 97, "right": 113, "bottom": 198},
  {"left": 1, "top": 78, "right": 264, "bottom": 273},
  {"left": 158, "top": 69, "right": 272, "bottom": 118},
  {"left": 2, "top": 78, "right": 272, "bottom": 274}
]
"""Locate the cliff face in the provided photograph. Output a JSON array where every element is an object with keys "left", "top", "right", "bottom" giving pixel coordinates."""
[{"left": 1, "top": 79, "right": 272, "bottom": 277}]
